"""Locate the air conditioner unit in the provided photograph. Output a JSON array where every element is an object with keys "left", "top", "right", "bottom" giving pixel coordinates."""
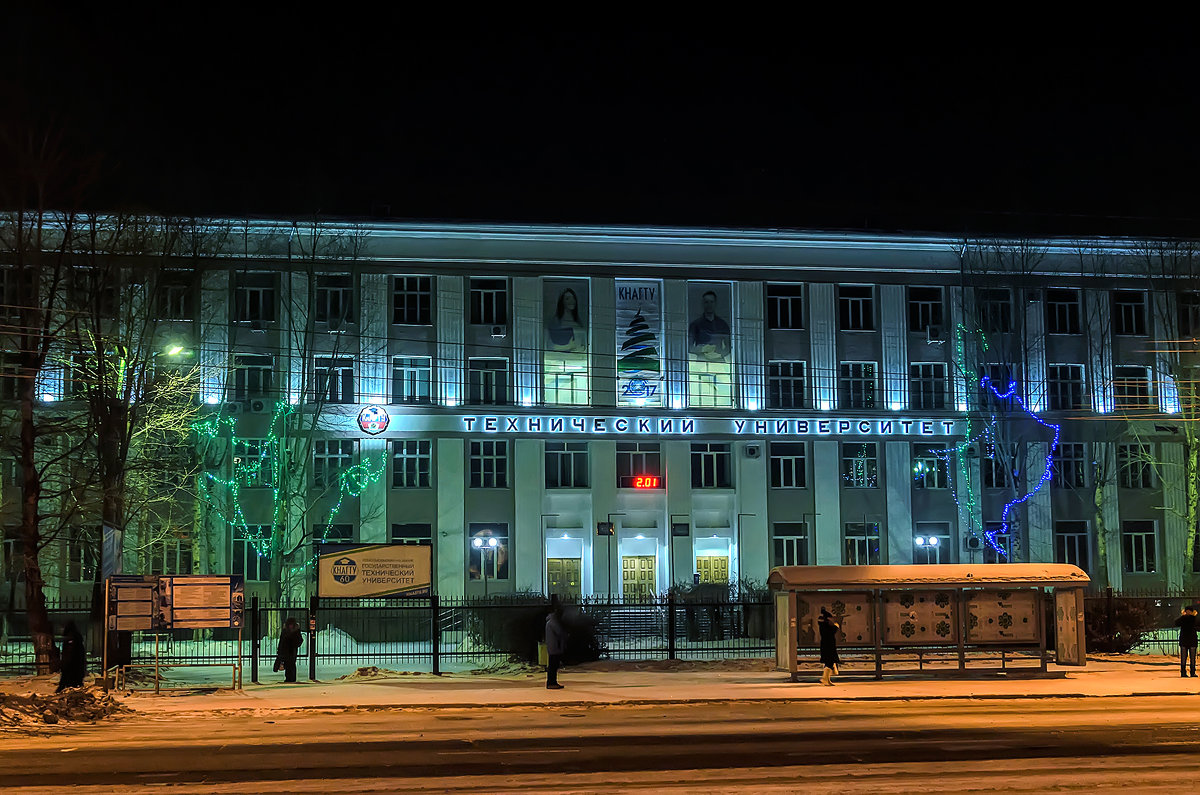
[
  {"left": 249, "top": 319, "right": 267, "bottom": 333},
  {"left": 926, "top": 324, "right": 945, "bottom": 344},
  {"left": 490, "top": 325, "right": 508, "bottom": 339},
  {"left": 744, "top": 443, "right": 762, "bottom": 459},
  {"left": 965, "top": 536, "right": 983, "bottom": 550},
  {"left": 249, "top": 398, "right": 270, "bottom": 414},
  {"left": 221, "top": 401, "right": 242, "bottom": 415}
]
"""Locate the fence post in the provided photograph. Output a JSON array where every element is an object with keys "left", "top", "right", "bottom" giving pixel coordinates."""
[
  {"left": 668, "top": 593, "right": 676, "bottom": 660},
  {"left": 250, "top": 596, "right": 260, "bottom": 684},
  {"left": 1106, "top": 586, "right": 1115, "bottom": 649},
  {"left": 308, "top": 594, "right": 318, "bottom": 681},
  {"left": 431, "top": 593, "right": 441, "bottom": 676}
]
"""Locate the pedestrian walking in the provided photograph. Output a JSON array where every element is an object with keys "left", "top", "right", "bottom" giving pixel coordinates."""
[
  {"left": 818, "top": 607, "right": 840, "bottom": 686},
  {"left": 1175, "top": 605, "right": 1198, "bottom": 678},
  {"left": 545, "top": 600, "right": 567, "bottom": 690},
  {"left": 274, "top": 617, "right": 304, "bottom": 683},
  {"left": 56, "top": 621, "right": 87, "bottom": 692}
]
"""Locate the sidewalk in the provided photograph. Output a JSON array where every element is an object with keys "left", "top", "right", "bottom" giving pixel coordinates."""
[{"left": 111, "top": 655, "right": 1200, "bottom": 715}]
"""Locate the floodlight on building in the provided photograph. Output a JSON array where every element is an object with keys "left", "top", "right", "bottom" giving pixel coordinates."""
[
  {"left": 915, "top": 537, "right": 926, "bottom": 546},
  {"left": 40, "top": 393, "right": 55, "bottom": 402},
  {"left": 165, "top": 345, "right": 185, "bottom": 356},
  {"left": 472, "top": 537, "right": 482, "bottom": 548},
  {"left": 635, "top": 534, "right": 645, "bottom": 540},
  {"left": 205, "top": 395, "right": 219, "bottom": 405}
]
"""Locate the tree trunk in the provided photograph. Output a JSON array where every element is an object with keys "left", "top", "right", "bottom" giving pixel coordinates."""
[{"left": 18, "top": 371, "right": 54, "bottom": 674}]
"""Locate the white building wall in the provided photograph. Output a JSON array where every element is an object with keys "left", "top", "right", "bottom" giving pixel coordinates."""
[
  {"left": 808, "top": 283, "right": 836, "bottom": 410},
  {"left": 737, "top": 281, "right": 765, "bottom": 411},
  {"left": 663, "top": 280, "right": 687, "bottom": 409},
  {"left": 1086, "top": 290, "right": 1114, "bottom": 414},
  {"left": 812, "top": 440, "right": 842, "bottom": 564},
  {"left": 436, "top": 438, "right": 465, "bottom": 594},
  {"left": 880, "top": 285, "right": 908, "bottom": 410},
  {"left": 885, "top": 441, "right": 913, "bottom": 564},
  {"left": 1162, "top": 442, "right": 1187, "bottom": 590},
  {"left": 1024, "top": 442, "right": 1053, "bottom": 562},
  {"left": 199, "top": 270, "right": 229, "bottom": 404},
  {"left": 512, "top": 277, "right": 541, "bottom": 407},
  {"left": 512, "top": 438, "right": 543, "bottom": 591},
  {"left": 1024, "top": 293, "right": 1047, "bottom": 413},
  {"left": 358, "top": 272, "right": 389, "bottom": 403},
  {"left": 436, "top": 276, "right": 464, "bottom": 407}
]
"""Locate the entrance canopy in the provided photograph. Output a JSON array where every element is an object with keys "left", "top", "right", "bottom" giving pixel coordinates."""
[{"left": 768, "top": 564, "right": 1090, "bottom": 591}]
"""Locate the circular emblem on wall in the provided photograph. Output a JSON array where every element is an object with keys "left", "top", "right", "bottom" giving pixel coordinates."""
[
  {"left": 331, "top": 556, "right": 357, "bottom": 585},
  {"left": 357, "top": 405, "right": 390, "bottom": 435}
]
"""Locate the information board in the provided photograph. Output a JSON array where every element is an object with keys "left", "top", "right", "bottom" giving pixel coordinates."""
[
  {"left": 158, "top": 575, "right": 245, "bottom": 629},
  {"left": 106, "top": 575, "right": 160, "bottom": 631},
  {"left": 317, "top": 544, "right": 431, "bottom": 598}
]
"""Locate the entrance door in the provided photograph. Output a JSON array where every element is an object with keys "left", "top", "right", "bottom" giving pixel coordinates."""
[
  {"left": 695, "top": 555, "right": 729, "bottom": 584},
  {"left": 547, "top": 558, "right": 582, "bottom": 598},
  {"left": 622, "top": 555, "right": 657, "bottom": 601}
]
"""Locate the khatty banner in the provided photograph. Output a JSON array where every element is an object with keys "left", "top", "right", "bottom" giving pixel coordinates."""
[{"left": 317, "top": 544, "right": 432, "bottom": 598}]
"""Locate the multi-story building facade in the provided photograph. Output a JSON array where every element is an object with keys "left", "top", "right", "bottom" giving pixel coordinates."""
[{"left": 5, "top": 221, "right": 1198, "bottom": 602}]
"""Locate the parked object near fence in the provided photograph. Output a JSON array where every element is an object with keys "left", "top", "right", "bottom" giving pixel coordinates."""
[{"left": 769, "top": 564, "right": 1090, "bottom": 680}]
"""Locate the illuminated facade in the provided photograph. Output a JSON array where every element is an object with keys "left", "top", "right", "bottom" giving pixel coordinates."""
[{"left": 8, "top": 221, "right": 1198, "bottom": 599}]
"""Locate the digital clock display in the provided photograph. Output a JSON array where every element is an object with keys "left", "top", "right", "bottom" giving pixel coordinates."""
[{"left": 632, "top": 476, "right": 660, "bottom": 489}]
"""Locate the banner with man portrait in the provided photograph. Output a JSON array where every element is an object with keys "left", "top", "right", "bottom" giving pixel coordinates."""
[
  {"left": 687, "top": 281, "right": 734, "bottom": 407},
  {"left": 616, "top": 279, "right": 663, "bottom": 406},
  {"left": 543, "top": 278, "right": 590, "bottom": 405}
]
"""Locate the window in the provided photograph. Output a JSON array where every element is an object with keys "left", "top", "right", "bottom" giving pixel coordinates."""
[
  {"left": 66, "top": 526, "right": 96, "bottom": 583},
  {"left": 1054, "top": 521, "right": 1090, "bottom": 571},
  {"left": 391, "top": 356, "right": 432, "bottom": 404},
  {"left": 691, "top": 443, "right": 732, "bottom": 489},
  {"left": 839, "top": 362, "right": 877, "bottom": 409},
  {"left": 982, "top": 445, "right": 1015, "bottom": 490},
  {"left": 766, "top": 284, "right": 805, "bottom": 330},
  {"left": 3, "top": 533, "right": 22, "bottom": 582},
  {"left": 314, "top": 275, "right": 355, "bottom": 325},
  {"left": 767, "top": 361, "right": 807, "bottom": 409},
  {"left": 1113, "top": 366, "right": 1153, "bottom": 409},
  {"left": 469, "top": 440, "right": 509, "bottom": 488},
  {"left": 1052, "top": 442, "right": 1087, "bottom": 489},
  {"left": 1047, "top": 364, "right": 1085, "bottom": 412},
  {"left": 64, "top": 353, "right": 91, "bottom": 398},
  {"left": 393, "top": 276, "right": 433, "bottom": 325},
  {"left": 0, "top": 268, "right": 32, "bottom": 318},
  {"left": 772, "top": 523, "right": 810, "bottom": 566},
  {"left": 1118, "top": 443, "right": 1154, "bottom": 489},
  {"left": 0, "top": 457, "right": 21, "bottom": 488},
  {"left": 844, "top": 523, "right": 881, "bottom": 565},
  {"left": 913, "top": 444, "right": 948, "bottom": 489},
  {"left": 983, "top": 522, "right": 1014, "bottom": 563},
  {"left": 913, "top": 522, "right": 951, "bottom": 564},
  {"left": 469, "top": 278, "right": 508, "bottom": 325},
  {"left": 232, "top": 354, "right": 273, "bottom": 402},
  {"left": 391, "top": 440, "right": 432, "bottom": 488},
  {"left": 234, "top": 439, "right": 275, "bottom": 488},
  {"left": 231, "top": 525, "right": 270, "bottom": 582},
  {"left": 546, "top": 442, "right": 589, "bottom": 489},
  {"left": 909, "top": 363, "right": 947, "bottom": 410},
  {"left": 391, "top": 523, "right": 432, "bottom": 546},
  {"left": 468, "top": 523, "right": 509, "bottom": 580},
  {"left": 147, "top": 534, "right": 192, "bottom": 576},
  {"left": 467, "top": 358, "right": 509, "bottom": 405},
  {"left": 313, "top": 439, "right": 355, "bottom": 489},
  {"left": 838, "top": 285, "right": 874, "bottom": 331},
  {"left": 978, "top": 288, "right": 1012, "bottom": 334},
  {"left": 841, "top": 442, "right": 878, "bottom": 488},
  {"left": 1122, "top": 520, "right": 1157, "bottom": 573},
  {"left": 1179, "top": 292, "right": 1200, "bottom": 337},
  {"left": 1113, "top": 290, "right": 1147, "bottom": 336},
  {"left": 0, "top": 353, "right": 20, "bottom": 400},
  {"left": 769, "top": 442, "right": 807, "bottom": 488},
  {"left": 314, "top": 357, "right": 355, "bottom": 404},
  {"left": 158, "top": 278, "right": 194, "bottom": 321},
  {"left": 235, "top": 275, "right": 276, "bottom": 323},
  {"left": 314, "top": 524, "right": 353, "bottom": 544},
  {"left": 908, "top": 287, "right": 943, "bottom": 332},
  {"left": 1046, "top": 288, "right": 1082, "bottom": 334},
  {"left": 617, "top": 442, "right": 662, "bottom": 487}
]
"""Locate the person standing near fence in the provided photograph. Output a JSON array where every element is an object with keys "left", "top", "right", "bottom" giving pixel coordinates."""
[
  {"left": 545, "top": 600, "right": 567, "bottom": 690},
  {"left": 275, "top": 617, "right": 304, "bottom": 683},
  {"left": 818, "top": 607, "right": 840, "bottom": 686},
  {"left": 56, "top": 621, "right": 86, "bottom": 692},
  {"left": 1175, "top": 605, "right": 1198, "bottom": 678}
]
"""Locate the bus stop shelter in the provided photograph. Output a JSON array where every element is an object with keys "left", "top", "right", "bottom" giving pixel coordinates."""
[{"left": 768, "top": 564, "right": 1090, "bottom": 679}]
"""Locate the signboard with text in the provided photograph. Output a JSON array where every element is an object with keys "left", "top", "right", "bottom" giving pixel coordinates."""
[
  {"left": 158, "top": 575, "right": 245, "bottom": 629},
  {"left": 317, "top": 543, "right": 432, "bottom": 598}
]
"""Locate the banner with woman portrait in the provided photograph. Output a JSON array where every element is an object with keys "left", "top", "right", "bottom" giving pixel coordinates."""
[
  {"left": 543, "top": 279, "right": 589, "bottom": 405},
  {"left": 616, "top": 279, "right": 663, "bottom": 406},
  {"left": 687, "top": 281, "right": 734, "bottom": 407}
]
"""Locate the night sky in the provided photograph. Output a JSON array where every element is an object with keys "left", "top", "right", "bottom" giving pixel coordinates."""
[{"left": 4, "top": 16, "right": 1198, "bottom": 238}]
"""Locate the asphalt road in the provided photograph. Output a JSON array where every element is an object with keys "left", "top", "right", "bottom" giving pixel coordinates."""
[{"left": 5, "top": 696, "right": 1200, "bottom": 792}]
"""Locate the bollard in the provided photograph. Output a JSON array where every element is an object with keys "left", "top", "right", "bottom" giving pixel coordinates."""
[
  {"left": 668, "top": 593, "right": 677, "bottom": 660},
  {"left": 250, "top": 596, "right": 260, "bottom": 684},
  {"left": 431, "top": 594, "right": 441, "bottom": 676},
  {"left": 308, "top": 594, "right": 318, "bottom": 681}
]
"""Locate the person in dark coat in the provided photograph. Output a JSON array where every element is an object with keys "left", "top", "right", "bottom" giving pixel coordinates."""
[
  {"left": 818, "top": 607, "right": 840, "bottom": 686},
  {"left": 57, "top": 621, "right": 87, "bottom": 692},
  {"left": 275, "top": 617, "right": 304, "bottom": 683},
  {"left": 1175, "top": 605, "right": 1198, "bottom": 678},
  {"left": 545, "top": 602, "right": 567, "bottom": 690}
]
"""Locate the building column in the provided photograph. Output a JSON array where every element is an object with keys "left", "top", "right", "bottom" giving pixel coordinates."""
[
  {"left": 590, "top": 441, "right": 617, "bottom": 595},
  {"left": 1085, "top": 290, "right": 1114, "bottom": 414},
  {"left": 1024, "top": 442, "right": 1052, "bottom": 563},
  {"left": 359, "top": 437, "right": 388, "bottom": 543},
  {"left": 198, "top": 270, "right": 229, "bottom": 405},
  {"left": 285, "top": 271, "right": 310, "bottom": 405},
  {"left": 663, "top": 280, "right": 687, "bottom": 409},
  {"left": 358, "top": 273, "right": 389, "bottom": 403},
  {"left": 885, "top": 441, "right": 913, "bottom": 564},
  {"left": 512, "top": 277, "right": 541, "bottom": 407},
  {"left": 1098, "top": 441, "right": 1122, "bottom": 589},
  {"left": 436, "top": 438, "right": 465, "bottom": 595},
  {"left": 737, "top": 281, "right": 765, "bottom": 411},
  {"left": 1163, "top": 442, "right": 1187, "bottom": 591},
  {"left": 809, "top": 283, "right": 836, "bottom": 410},
  {"left": 436, "top": 276, "right": 464, "bottom": 407},
  {"left": 591, "top": 277, "right": 617, "bottom": 407},
  {"left": 812, "top": 441, "right": 842, "bottom": 564},
  {"left": 665, "top": 441, "right": 692, "bottom": 589},
  {"left": 1024, "top": 292, "right": 1047, "bottom": 413},
  {"left": 880, "top": 285, "right": 908, "bottom": 410},
  {"left": 513, "top": 438, "right": 544, "bottom": 591},
  {"left": 735, "top": 441, "right": 769, "bottom": 581}
]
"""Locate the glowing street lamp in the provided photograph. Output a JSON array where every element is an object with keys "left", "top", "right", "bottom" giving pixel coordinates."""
[{"left": 472, "top": 536, "right": 499, "bottom": 597}]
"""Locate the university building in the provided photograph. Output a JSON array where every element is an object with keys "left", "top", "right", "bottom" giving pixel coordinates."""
[{"left": 7, "top": 221, "right": 1196, "bottom": 601}]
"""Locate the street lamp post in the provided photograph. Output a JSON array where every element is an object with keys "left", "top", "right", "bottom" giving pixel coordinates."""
[
  {"left": 471, "top": 536, "right": 498, "bottom": 597},
  {"left": 606, "top": 513, "right": 626, "bottom": 599},
  {"left": 540, "top": 513, "right": 560, "bottom": 595}
]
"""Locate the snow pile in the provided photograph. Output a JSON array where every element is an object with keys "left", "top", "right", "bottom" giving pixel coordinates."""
[
  {"left": 0, "top": 688, "right": 127, "bottom": 729},
  {"left": 336, "top": 666, "right": 427, "bottom": 681},
  {"left": 469, "top": 660, "right": 541, "bottom": 678}
]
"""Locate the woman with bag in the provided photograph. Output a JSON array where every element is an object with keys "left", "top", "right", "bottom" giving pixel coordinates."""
[
  {"left": 275, "top": 617, "right": 304, "bottom": 683},
  {"left": 818, "top": 607, "right": 840, "bottom": 686}
]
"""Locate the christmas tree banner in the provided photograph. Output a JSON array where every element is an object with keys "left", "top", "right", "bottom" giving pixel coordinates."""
[{"left": 616, "top": 279, "right": 663, "bottom": 406}]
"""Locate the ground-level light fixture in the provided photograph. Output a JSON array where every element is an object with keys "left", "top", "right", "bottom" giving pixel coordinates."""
[{"left": 914, "top": 536, "right": 939, "bottom": 547}]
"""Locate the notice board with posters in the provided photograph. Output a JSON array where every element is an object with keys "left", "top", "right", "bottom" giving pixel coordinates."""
[
  {"left": 317, "top": 543, "right": 432, "bottom": 598},
  {"left": 158, "top": 575, "right": 245, "bottom": 629},
  {"left": 107, "top": 575, "right": 161, "bottom": 631}
]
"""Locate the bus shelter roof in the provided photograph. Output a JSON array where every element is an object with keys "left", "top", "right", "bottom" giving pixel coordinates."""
[{"left": 767, "top": 564, "right": 1090, "bottom": 590}]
